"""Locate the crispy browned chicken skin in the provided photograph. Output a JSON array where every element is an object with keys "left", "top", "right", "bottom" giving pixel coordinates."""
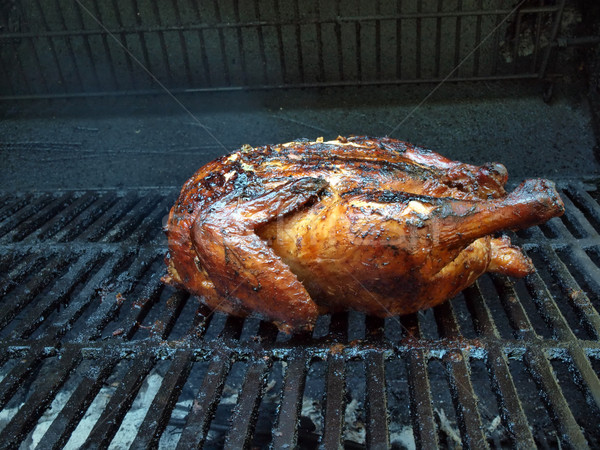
[{"left": 163, "top": 137, "right": 564, "bottom": 333}]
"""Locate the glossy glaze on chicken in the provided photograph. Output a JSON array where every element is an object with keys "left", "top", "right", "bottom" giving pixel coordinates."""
[{"left": 163, "top": 136, "right": 564, "bottom": 333}]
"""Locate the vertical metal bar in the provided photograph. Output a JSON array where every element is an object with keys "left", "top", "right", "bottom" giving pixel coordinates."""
[
  {"left": 365, "top": 351, "right": 389, "bottom": 449},
  {"left": 434, "top": 302, "right": 489, "bottom": 449},
  {"left": 0, "top": 50, "right": 16, "bottom": 95},
  {"left": 315, "top": 0, "right": 325, "bottom": 82},
  {"left": 38, "top": 358, "right": 119, "bottom": 450},
  {"left": 525, "top": 270, "right": 600, "bottom": 410},
  {"left": 22, "top": 36, "right": 48, "bottom": 94},
  {"left": 396, "top": 1, "right": 402, "bottom": 80},
  {"left": 294, "top": 0, "right": 305, "bottom": 83},
  {"left": 92, "top": 0, "right": 124, "bottom": 90},
  {"left": 223, "top": 358, "right": 271, "bottom": 449},
  {"left": 81, "top": 355, "right": 156, "bottom": 449},
  {"left": 213, "top": 1, "right": 232, "bottom": 86},
  {"left": 473, "top": 0, "right": 483, "bottom": 77},
  {"left": 321, "top": 355, "right": 346, "bottom": 449},
  {"left": 131, "top": 351, "right": 194, "bottom": 448},
  {"left": 491, "top": 9, "right": 502, "bottom": 76},
  {"left": 374, "top": 1, "right": 381, "bottom": 79},
  {"left": 454, "top": 0, "right": 463, "bottom": 79},
  {"left": 150, "top": 0, "right": 174, "bottom": 86},
  {"left": 190, "top": 0, "right": 212, "bottom": 85},
  {"left": 536, "top": 243, "right": 600, "bottom": 338},
  {"left": 492, "top": 274, "right": 590, "bottom": 448},
  {"left": 539, "top": 0, "right": 566, "bottom": 78},
  {"left": 53, "top": 0, "right": 84, "bottom": 91},
  {"left": 523, "top": 349, "right": 589, "bottom": 448},
  {"left": 273, "top": 0, "right": 288, "bottom": 84},
  {"left": 402, "top": 314, "right": 439, "bottom": 449},
  {"left": 171, "top": 0, "right": 194, "bottom": 87},
  {"left": 354, "top": 1, "right": 362, "bottom": 81},
  {"left": 131, "top": 0, "right": 154, "bottom": 89},
  {"left": 176, "top": 354, "right": 232, "bottom": 449},
  {"left": 434, "top": 0, "right": 442, "bottom": 78},
  {"left": 271, "top": 353, "right": 308, "bottom": 449},
  {"left": 531, "top": 0, "right": 545, "bottom": 72},
  {"left": 176, "top": 317, "right": 244, "bottom": 449},
  {"left": 74, "top": 0, "right": 102, "bottom": 90},
  {"left": 32, "top": 0, "right": 67, "bottom": 93},
  {"left": 333, "top": 0, "right": 343, "bottom": 81},
  {"left": 111, "top": 0, "right": 137, "bottom": 89},
  {"left": 415, "top": 0, "right": 422, "bottom": 79},
  {"left": 232, "top": 0, "right": 248, "bottom": 86},
  {"left": 252, "top": 0, "right": 269, "bottom": 84},
  {"left": 0, "top": 349, "right": 82, "bottom": 447},
  {"left": 511, "top": 11, "right": 523, "bottom": 74},
  {"left": 463, "top": 283, "right": 537, "bottom": 447}
]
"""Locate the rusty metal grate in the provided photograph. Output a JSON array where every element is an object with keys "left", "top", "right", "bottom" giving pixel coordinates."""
[
  {"left": 0, "top": 181, "right": 599, "bottom": 448},
  {"left": 0, "top": 0, "right": 566, "bottom": 100}
]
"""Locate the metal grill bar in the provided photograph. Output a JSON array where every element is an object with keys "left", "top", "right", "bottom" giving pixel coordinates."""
[
  {"left": 364, "top": 317, "right": 389, "bottom": 449},
  {"left": 223, "top": 358, "right": 271, "bottom": 449},
  {"left": 52, "top": 194, "right": 117, "bottom": 242},
  {"left": 0, "top": 253, "right": 46, "bottom": 298},
  {"left": 463, "top": 283, "right": 537, "bottom": 447},
  {"left": 492, "top": 274, "right": 590, "bottom": 447},
  {"left": 0, "top": 348, "right": 82, "bottom": 447},
  {"left": 81, "top": 355, "right": 156, "bottom": 449},
  {"left": 132, "top": 350, "right": 194, "bottom": 448},
  {"left": 271, "top": 352, "right": 308, "bottom": 449},
  {"left": 524, "top": 348, "right": 589, "bottom": 448},
  {"left": 435, "top": 302, "right": 489, "bottom": 449},
  {"left": 321, "top": 354, "right": 346, "bottom": 449},
  {"left": 175, "top": 355, "right": 231, "bottom": 449},
  {"left": 9, "top": 250, "right": 100, "bottom": 340},
  {"left": 39, "top": 251, "right": 129, "bottom": 340},
  {"left": 76, "top": 193, "right": 140, "bottom": 242},
  {"left": 0, "top": 253, "right": 71, "bottom": 331},
  {"left": 402, "top": 313, "right": 438, "bottom": 449},
  {"left": 39, "top": 358, "right": 119, "bottom": 450},
  {"left": 525, "top": 269, "right": 600, "bottom": 409},
  {"left": 23, "top": 192, "right": 97, "bottom": 243}
]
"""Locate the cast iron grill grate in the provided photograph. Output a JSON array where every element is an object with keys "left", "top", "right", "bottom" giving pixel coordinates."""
[{"left": 0, "top": 181, "right": 599, "bottom": 448}]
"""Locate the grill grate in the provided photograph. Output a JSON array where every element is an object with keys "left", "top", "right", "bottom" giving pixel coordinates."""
[
  {"left": 0, "top": 0, "right": 566, "bottom": 99},
  {"left": 0, "top": 182, "right": 600, "bottom": 448}
]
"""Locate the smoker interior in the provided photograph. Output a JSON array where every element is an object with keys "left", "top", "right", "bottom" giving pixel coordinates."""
[{"left": 2, "top": 1, "right": 600, "bottom": 448}]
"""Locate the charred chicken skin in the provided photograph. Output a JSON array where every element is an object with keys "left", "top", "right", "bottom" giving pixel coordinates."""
[{"left": 163, "top": 136, "right": 564, "bottom": 333}]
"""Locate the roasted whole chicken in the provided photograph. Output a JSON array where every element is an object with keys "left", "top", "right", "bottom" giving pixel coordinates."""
[{"left": 163, "top": 136, "right": 564, "bottom": 333}]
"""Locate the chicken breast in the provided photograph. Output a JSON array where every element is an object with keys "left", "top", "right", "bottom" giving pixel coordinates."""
[{"left": 163, "top": 136, "right": 564, "bottom": 333}]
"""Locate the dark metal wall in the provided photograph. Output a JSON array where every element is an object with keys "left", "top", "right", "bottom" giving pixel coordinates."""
[{"left": 0, "top": 0, "right": 565, "bottom": 98}]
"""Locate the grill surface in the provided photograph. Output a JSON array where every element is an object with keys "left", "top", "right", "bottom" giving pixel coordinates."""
[{"left": 0, "top": 181, "right": 599, "bottom": 448}]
